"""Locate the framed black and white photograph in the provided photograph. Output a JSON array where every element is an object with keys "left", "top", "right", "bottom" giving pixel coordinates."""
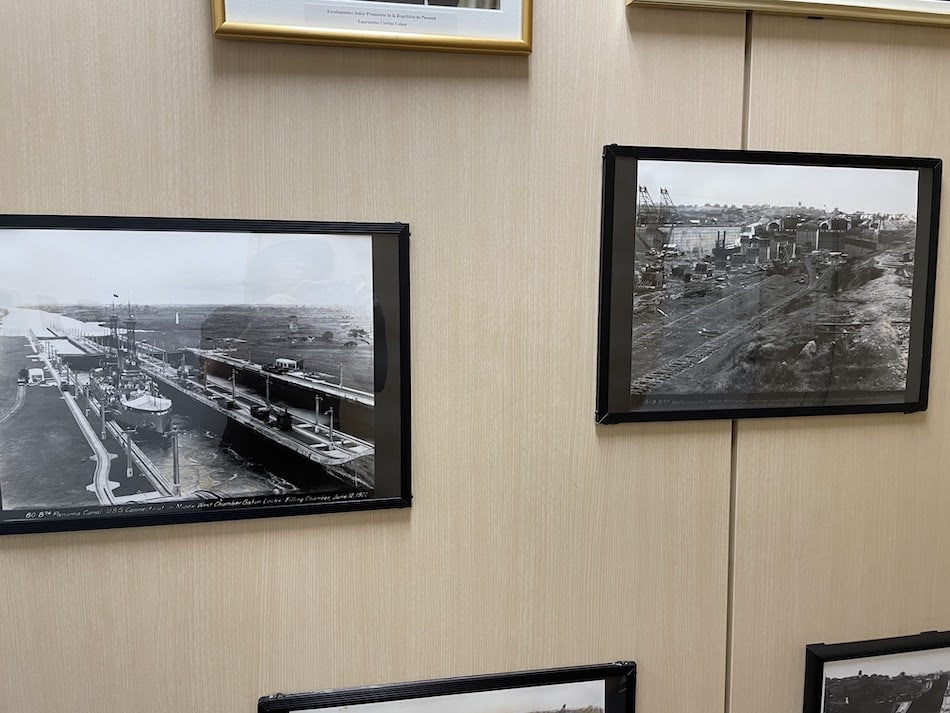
[
  {"left": 0, "top": 214, "right": 410, "bottom": 535},
  {"left": 596, "top": 145, "right": 941, "bottom": 424},
  {"left": 804, "top": 630, "right": 950, "bottom": 713},
  {"left": 258, "top": 661, "right": 636, "bottom": 713}
]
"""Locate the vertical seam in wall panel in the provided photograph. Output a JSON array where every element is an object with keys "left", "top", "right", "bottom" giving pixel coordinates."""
[
  {"left": 727, "top": 18, "right": 754, "bottom": 713},
  {"left": 741, "top": 11, "right": 754, "bottom": 151},
  {"left": 724, "top": 418, "right": 740, "bottom": 713}
]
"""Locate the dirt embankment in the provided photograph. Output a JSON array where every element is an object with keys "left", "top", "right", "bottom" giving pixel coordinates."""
[{"left": 715, "top": 250, "right": 913, "bottom": 394}]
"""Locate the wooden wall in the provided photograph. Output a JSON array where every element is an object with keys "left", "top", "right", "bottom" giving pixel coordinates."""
[
  {"left": 0, "top": 1, "right": 945, "bottom": 712},
  {"left": 730, "top": 15, "right": 950, "bottom": 713}
]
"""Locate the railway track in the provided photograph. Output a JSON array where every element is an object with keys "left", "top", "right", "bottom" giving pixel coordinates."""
[
  {"left": 0, "top": 384, "right": 25, "bottom": 427},
  {"left": 631, "top": 264, "right": 835, "bottom": 394},
  {"left": 630, "top": 270, "right": 768, "bottom": 353}
]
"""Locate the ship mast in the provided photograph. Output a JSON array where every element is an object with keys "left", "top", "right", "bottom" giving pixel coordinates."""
[
  {"left": 109, "top": 300, "right": 121, "bottom": 387},
  {"left": 124, "top": 304, "right": 138, "bottom": 368}
]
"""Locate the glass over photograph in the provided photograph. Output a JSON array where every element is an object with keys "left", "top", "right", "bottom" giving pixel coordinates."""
[
  {"left": 596, "top": 147, "right": 941, "bottom": 423},
  {"left": 0, "top": 216, "right": 410, "bottom": 534}
]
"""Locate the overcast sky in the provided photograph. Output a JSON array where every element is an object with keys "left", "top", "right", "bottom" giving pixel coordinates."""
[
  {"left": 0, "top": 229, "right": 373, "bottom": 307},
  {"left": 295, "top": 680, "right": 604, "bottom": 713},
  {"left": 824, "top": 647, "right": 950, "bottom": 681},
  {"left": 637, "top": 160, "right": 920, "bottom": 216}
]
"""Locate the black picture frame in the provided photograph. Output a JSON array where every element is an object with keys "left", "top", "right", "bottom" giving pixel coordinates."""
[
  {"left": 803, "top": 630, "right": 950, "bottom": 713},
  {"left": 596, "top": 145, "right": 942, "bottom": 424},
  {"left": 258, "top": 661, "right": 636, "bottom": 713},
  {"left": 0, "top": 214, "right": 410, "bottom": 534}
]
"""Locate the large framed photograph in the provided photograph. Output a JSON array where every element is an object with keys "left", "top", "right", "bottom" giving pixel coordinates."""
[
  {"left": 0, "top": 215, "right": 410, "bottom": 535},
  {"left": 625, "top": 0, "right": 950, "bottom": 29},
  {"left": 258, "top": 661, "right": 636, "bottom": 713},
  {"left": 212, "top": 0, "right": 532, "bottom": 55},
  {"left": 596, "top": 145, "right": 941, "bottom": 424},
  {"left": 804, "top": 630, "right": 950, "bottom": 713}
]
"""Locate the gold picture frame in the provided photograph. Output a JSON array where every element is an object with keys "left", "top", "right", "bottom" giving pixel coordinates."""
[
  {"left": 625, "top": 0, "right": 950, "bottom": 27},
  {"left": 213, "top": 0, "right": 532, "bottom": 55}
]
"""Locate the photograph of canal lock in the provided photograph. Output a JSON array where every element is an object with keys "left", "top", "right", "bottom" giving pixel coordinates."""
[
  {"left": 0, "top": 228, "right": 378, "bottom": 524},
  {"left": 629, "top": 160, "right": 922, "bottom": 411}
]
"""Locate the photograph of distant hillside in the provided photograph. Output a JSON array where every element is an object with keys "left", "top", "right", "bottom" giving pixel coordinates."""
[{"left": 805, "top": 632, "right": 950, "bottom": 713}]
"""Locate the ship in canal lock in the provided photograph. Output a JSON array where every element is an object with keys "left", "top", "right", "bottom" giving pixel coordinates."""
[{"left": 89, "top": 307, "right": 172, "bottom": 434}]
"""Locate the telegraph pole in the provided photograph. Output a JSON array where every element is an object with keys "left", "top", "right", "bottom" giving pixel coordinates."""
[
  {"left": 125, "top": 431, "right": 133, "bottom": 479},
  {"left": 172, "top": 431, "right": 181, "bottom": 497}
]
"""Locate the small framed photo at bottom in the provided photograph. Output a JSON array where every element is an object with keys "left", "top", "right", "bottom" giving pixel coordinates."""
[
  {"left": 804, "top": 630, "right": 950, "bottom": 713},
  {"left": 258, "top": 662, "right": 636, "bottom": 713}
]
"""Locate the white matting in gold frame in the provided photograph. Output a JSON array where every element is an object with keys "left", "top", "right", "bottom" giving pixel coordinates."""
[
  {"left": 213, "top": 0, "right": 532, "bottom": 54},
  {"left": 626, "top": 0, "right": 950, "bottom": 27}
]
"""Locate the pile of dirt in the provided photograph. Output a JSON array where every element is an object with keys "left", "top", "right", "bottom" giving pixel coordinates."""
[
  {"left": 834, "top": 261, "right": 884, "bottom": 291},
  {"left": 732, "top": 248, "right": 911, "bottom": 392}
]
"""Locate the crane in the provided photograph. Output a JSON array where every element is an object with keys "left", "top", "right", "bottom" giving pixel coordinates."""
[
  {"left": 637, "top": 186, "right": 661, "bottom": 226},
  {"left": 659, "top": 187, "right": 680, "bottom": 225}
]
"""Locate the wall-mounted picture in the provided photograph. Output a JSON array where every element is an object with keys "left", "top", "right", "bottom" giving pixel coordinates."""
[
  {"left": 625, "top": 0, "right": 950, "bottom": 29},
  {"left": 212, "top": 0, "right": 531, "bottom": 55},
  {"left": 596, "top": 146, "right": 941, "bottom": 424},
  {"left": 804, "top": 630, "right": 950, "bottom": 713},
  {"left": 258, "top": 661, "right": 636, "bottom": 713},
  {"left": 0, "top": 215, "right": 410, "bottom": 535}
]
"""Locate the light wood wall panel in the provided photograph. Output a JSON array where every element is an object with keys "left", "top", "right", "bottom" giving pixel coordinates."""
[
  {"left": 730, "top": 15, "right": 950, "bottom": 713},
  {"left": 0, "top": 1, "right": 745, "bottom": 712}
]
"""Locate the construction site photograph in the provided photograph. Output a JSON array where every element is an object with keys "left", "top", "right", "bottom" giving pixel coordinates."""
[
  {"left": 597, "top": 147, "right": 941, "bottom": 423},
  {"left": 809, "top": 638, "right": 950, "bottom": 713}
]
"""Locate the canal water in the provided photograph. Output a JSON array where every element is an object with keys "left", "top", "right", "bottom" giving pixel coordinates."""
[
  {"left": 133, "top": 414, "right": 343, "bottom": 499},
  {"left": 0, "top": 300, "right": 376, "bottom": 511},
  {"left": 0, "top": 334, "right": 353, "bottom": 512}
]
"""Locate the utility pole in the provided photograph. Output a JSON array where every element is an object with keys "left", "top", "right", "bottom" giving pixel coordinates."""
[
  {"left": 125, "top": 431, "right": 133, "bottom": 479},
  {"left": 315, "top": 395, "right": 321, "bottom": 434},
  {"left": 172, "top": 431, "right": 181, "bottom": 497},
  {"left": 327, "top": 407, "right": 334, "bottom": 445}
]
